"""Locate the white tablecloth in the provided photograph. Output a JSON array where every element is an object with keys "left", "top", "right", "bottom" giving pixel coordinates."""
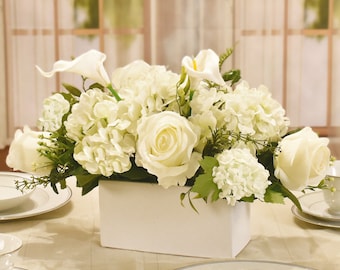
[{"left": 1, "top": 179, "right": 339, "bottom": 270}]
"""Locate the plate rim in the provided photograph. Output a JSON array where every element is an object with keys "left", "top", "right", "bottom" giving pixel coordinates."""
[
  {"left": 291, "top": 205, "right": 340, "bottom": 229},
  {"left": 0, "top": 233, "right": 22, "bottom": 255},
  {"left": 0, "top": 172, "right": 72, "bottom": 221},
  {"left": 176, "top": 259, "right": 315, "bottom": 270},
  {"left": 298, "top": 191, "right": 340, "bottom": 221}
]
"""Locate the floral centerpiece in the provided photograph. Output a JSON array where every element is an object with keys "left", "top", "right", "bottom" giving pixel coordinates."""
[{"left": 6, "top": 48, "right": 332, "bottom": 211}]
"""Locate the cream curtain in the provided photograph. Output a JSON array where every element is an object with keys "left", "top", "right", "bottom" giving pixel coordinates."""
[
  {"left": 2, "top": 0, "right": 338, "bottom": 144},
  {"left": 4, "top": 0, "right": 57, "bottom": 140},
  {"left": 234, "top": 0, "right": 339, "bottom": 129},
  {"left": 150, "top": 0, "right": 234, "bottom": 72}
]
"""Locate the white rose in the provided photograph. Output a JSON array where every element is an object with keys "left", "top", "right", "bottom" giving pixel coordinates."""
[
  {"left": 274, "top": 127, "right": 330, "bottom": 190},
  {"left": 135, "top": 111, "right": 201, "bottom": 188},
  {"left": 37, "top": 93, "right": 70, "bottom": 132},
  {"left": 6, "top": 126, "right": 53, "bottom": 175}
]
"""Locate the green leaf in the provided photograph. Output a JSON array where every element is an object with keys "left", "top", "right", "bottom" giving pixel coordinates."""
[
  {"left": 191, "top": 173, "right": 219, "bottom": 202},
  {"left": 76, "top": 174, "right": 102, "bottom": 195},
  {"left": 119, "top": 160, "right": 156, "bottom": 181},
  {"left": 76, "top": 174, "right": 101, "bottom": 187},
  {"left": 180, "top": 192, "right": 186, "bottom": 207},
  {"left": 222, "top": 69, "right": 241, "bottom": 85},
  {"left": 191, "top": 156, "right": 220, "bottom": 202},
  {"left": 199, "top": 156, "right": 219, "bottom": 173},
  {"left": 62, "top": 83, "right": 82, "bottom": 97},
  {"left": 265, "top": 181, "right": 302, "bottom": 211},
  {"left": 88, "top": 82, "right": 104, "bottom": 91},
  {"left": 219, "top": 48, "right": 233, "bottom": 69},
  {"left": 264, "top": 189, "right": 285, "bottom": 204},
  {"left": 240, "top": 194, "right": 256, "bottom": 203}
]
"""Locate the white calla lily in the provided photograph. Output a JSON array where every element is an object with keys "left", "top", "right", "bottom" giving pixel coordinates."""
[
  {"left": 36, "top": 49, "right": 111, "bottom": 87},
  {"left": 181, "top": 49, "right": 225, "bottom": 86}
]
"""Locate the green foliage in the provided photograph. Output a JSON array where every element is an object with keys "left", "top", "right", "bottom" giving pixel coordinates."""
[
  {"left": 76, "top": 174, "right": 102, "bottom": 195},
  {"left": 176, "top": 68, "right": 192, "bottom": 117},
  {"left": 219, "top": 48, "right": 233, "bottom": 69},
  {"left": 62, "top": 83, "right": 82, "bottom": 97},
  {"left": 219, "top": 48, "right": 241, "bottom": 85},
  {"left": 264, "top": 181, "right": 302, "bottom": 210},
  {"left": 222, "top": 69, "right": 241, "bottom": 85},
  {"left": 191, "top": 157, "right": 220, "bottom": 202}
]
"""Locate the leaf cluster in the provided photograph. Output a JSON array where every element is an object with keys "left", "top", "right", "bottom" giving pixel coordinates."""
[{"left": 219, "top": 48, "right": 241, "bottom": 86}]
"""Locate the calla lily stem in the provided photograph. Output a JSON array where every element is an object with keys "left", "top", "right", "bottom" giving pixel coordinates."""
[{"left": 107, "top": 84, "right": 122, "bottom": 101}]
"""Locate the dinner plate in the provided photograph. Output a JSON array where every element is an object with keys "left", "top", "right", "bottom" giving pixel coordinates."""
[
  {"left": 177, "top": 260, "right": 314, "bottom": 270},
  {"left": 0, "top": 179, "right": 72, "bottom": 221},
  {"left": 0, "top": 233, "right": 22, "bottom": 256},
  {"left": 0, "top": 172, "right": 36, "bottom": 212},
  {"left": 298, "top": 192, "right": 340, "bottom": 222},
  {"left": 291, "top": 205, "right": 340, "bottom": 229}
]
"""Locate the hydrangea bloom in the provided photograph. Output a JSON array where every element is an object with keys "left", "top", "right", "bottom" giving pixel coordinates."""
[
  {"left": 222, "top": 81, "right": 289, "bottom": 142},
  {"left": 65, "top": 89, "right": 136, "bottom": 175},
  {"left": 111, "top": 60, "right": 179, "bottom": 117},
  {"left": 37, "top": 93, "right": 70, "bottom": 132},
  {"left": 213, "top": 148, "right": 271, "bottom": 205}
]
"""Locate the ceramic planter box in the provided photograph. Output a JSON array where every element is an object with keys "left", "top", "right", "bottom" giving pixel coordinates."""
[{"left": 99, "top": 180, "right": 250, "bottom": 258}]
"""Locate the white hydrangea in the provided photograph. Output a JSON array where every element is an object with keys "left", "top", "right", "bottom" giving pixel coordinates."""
[
  {"left": 64, "top": 89, "right": 117, "bottom": 142},
  {"left": 222, "top": 81, "right": 289, "bottom": 142},
  {"left": 189, "top": 84, "right": 232, "bottom": 150},
  {"left": 64, "top": 89, "right": 136, "bottom": 176},
  {"left": 212, "top": 148, "right": 271, "bottom": 205},
  {"left": 74, "top": 127, "right": 135, "bottom": 176},
  {"left": 37, "top": 93, "right": 70, "bottom": 132},
  {"left": 111, "top": 60, "right": 179, "bottom": 117}
]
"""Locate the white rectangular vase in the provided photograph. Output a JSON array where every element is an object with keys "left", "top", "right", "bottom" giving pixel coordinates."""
[{"left": 99, "top": 180, "right": 250, "bottom": 258}]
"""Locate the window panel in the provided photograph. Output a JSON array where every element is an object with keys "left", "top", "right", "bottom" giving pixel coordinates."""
[
  {"left": 304, "top": 0, "right": 329, "bottom": 29},
  {"left": 286, "top": 36, "right": 328, "bottom": 126},
  {"left": 58, "top": 0, "right": 79, "bottom": 30},
  {"left": 288, "top": 0, "right": 305, "bottom": 29},
  {"left": 332, "top": 35, "right": 340, "bottom": 126},
  {"left": 73, "top": 0, "right": 99, "bottom": 29},
  {"left": 59, "top": 35, "right": 100, "bottom": 58},
  {"left": 103, "top": 0, "right": 143, "bottom": 29},
  {"left": 334, "top": 1, "right": 340, "bottom": 29},
  {"left": 104, "top": 34, "right": 144, "bottom": 69},
  {"left": 299, "top": 36, "right": 328, "bottom": 126}
]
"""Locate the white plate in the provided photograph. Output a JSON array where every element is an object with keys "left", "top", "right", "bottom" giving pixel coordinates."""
[
  {"left": 0, "top": 233, "right": 22, "bottom": 256},
  {"left": 0, "top": 176, "right": 72, "bottom": 221},
  {"left": 177, "top": 260, "right": 314, "bottom": 270},
  {"left": 291, "top": 205, "right": 340, "bottom": 229},
  {"left": 0, "top": 173, "right": 35, "bottom": 211},
  {"left": 298, "top": 191, "right": 340, "bottom": 221}
]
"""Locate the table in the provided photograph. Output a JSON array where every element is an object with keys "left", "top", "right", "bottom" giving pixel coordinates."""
[{"left": 1, "top": 178, "right": 339, "bottom": 270}]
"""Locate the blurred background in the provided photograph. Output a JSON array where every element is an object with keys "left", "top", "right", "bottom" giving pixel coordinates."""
[{"left": 0, "top": 0, "right": 340, "bottom": 151}]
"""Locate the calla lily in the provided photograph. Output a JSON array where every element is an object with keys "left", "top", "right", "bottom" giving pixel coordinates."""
[
  {"left": 181, "top": 49, "right": 225, "bottom": 86},
  {"left": 36, "top": 49, "right": 111, "bottom": 87}
]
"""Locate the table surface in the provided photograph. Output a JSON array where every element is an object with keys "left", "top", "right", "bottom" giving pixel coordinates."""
[{"left": 0, "top": 178, "right": 339, "bottom": 270}]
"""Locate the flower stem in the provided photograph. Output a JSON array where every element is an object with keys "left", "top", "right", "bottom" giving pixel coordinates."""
[{"left": 107, "top": 84, "right": 122, "bottom": 101}]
